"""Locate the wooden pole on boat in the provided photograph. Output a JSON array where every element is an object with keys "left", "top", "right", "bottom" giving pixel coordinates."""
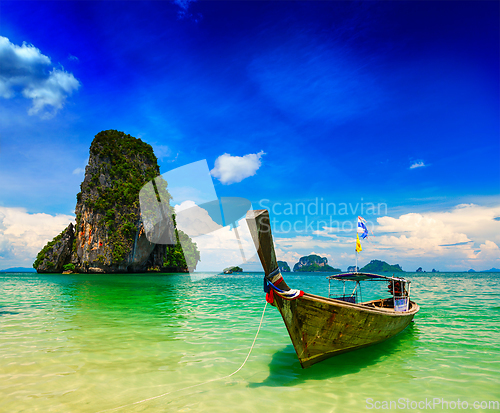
[
  {"left": 246, "top": 209, "right": 290, "bottom": 306},
  {"left": 246, "top": 209, "right": 278, "bottom": 276},
  {"left": 246, "top": 209, "right": 291, "bottom": 291}
]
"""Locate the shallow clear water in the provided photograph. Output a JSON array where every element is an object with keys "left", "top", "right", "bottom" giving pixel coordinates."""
[{"left": 1, "top": 272, "right": 499, "bottom": 412}]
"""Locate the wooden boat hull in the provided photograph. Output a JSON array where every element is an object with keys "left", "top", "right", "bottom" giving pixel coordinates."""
[
  {"left": 273, "top": 292, "right": 419, "bottom": 368},
  {"left": 246, "top": 209, "right": 420, "bottom": 369}
]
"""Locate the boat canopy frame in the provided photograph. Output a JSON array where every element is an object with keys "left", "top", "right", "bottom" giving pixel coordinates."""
[{"left": 327, "top": 272, "right": 412, "bottom": 312}]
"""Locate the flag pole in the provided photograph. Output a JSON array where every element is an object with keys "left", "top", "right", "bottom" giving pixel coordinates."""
[
  {"left": 355, "top": 249, "right": 358, "bottom": 273},
  {"left": 355, "top": 218, "right": 358, "bottom": 272}
]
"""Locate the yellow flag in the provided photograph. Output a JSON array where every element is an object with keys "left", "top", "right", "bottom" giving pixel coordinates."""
[{"left": 356, "top": 233, "right": 362, "bottom": 253}]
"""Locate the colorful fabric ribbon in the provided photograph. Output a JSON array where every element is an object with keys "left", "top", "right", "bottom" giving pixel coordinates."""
[{"left": 264, "top": 269, "right": 304, "bottom": 304}]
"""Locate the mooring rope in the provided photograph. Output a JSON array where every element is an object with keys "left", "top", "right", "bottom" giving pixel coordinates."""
[{"left": 97, "top": 301, "right": 268, "bottom": 413}]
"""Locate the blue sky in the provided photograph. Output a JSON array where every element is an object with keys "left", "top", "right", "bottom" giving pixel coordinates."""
[{"left": 0, "top": 1, "right": 499, "bottom": 272}]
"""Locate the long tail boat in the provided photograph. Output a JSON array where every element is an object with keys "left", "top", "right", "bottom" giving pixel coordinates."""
[{"left": 246, "top": 209, "right": 420, "bottom": 368}]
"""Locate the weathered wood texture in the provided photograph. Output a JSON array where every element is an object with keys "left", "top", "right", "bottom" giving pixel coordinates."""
[
  {"left": 274, "top": 293, "right": 419, "bottom": 368},
  {"left": 246, "top": 209, "right": 290, "bottom": 292}
]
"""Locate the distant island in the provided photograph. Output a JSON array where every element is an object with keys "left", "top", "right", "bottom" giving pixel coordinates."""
[
  {"left": 278, "top": 261, "right": 291, "bottom": 272},
  {"left": 293, "top": 254, "right": 341, "bottom": 273},
  {"left": 468, "top": 268, "right": 500, "bottom": 273},
  {"left": 0, "top": 267, "right": 37, "bottom": 273},
  {"left": 224, "top": 266, "right": 243, "bottom": 273},
  {"left": 33, "top": 130, "right": 200, "bottom": 274},
  {"left": 360, "top": 260, "right": 403, "bottom": 273}
]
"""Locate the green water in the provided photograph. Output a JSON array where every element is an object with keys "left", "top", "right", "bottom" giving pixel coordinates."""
[{"left": 1, "top": 272, "right": 499, "bottom": 412}]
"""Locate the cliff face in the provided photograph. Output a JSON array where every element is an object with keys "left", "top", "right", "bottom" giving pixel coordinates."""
[
  {"left": 277, "top": 260, "right": 291, "bottom": 272},
  {"left": 34, "top": 130, "right": 199, "bottom": 273},
  {"left": 33, "top": 223, "right": 75, "bottom": 273},
  {"left": 359, "top": 260, "right": 403, "bottom": 273},
  {"left": 74, "top": 130, "right": 170, "bottom": 273}
]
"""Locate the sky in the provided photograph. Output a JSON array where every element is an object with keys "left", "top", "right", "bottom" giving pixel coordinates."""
[{"left": 0, "top": 0, "right": 499, "bottom": 272}]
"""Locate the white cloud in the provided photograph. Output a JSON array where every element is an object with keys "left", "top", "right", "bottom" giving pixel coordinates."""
[
  {"left": 376, "top": 212, "right": 470, "bottom": 253},
  {"left": 378, "top": 204, "right": 500, "bottom": 245},
  {"left": 185, "top": 215, "right": 257, "bottom": 273},
  {"left": 72, "top": 157, "right": 89, "bottom": 175},
  {"left": 410, "top": 160, "right": 425, "bottom": 169},
  {"left": 172, "top": 200, "right": 259, "bottom": 273},
  {"left": 275, "top": 248, "right": 301, "bottom": 266},
  {"left": 372, "top": 204, "right": 500, "bottom": 270},
  {"left": 272, "top": 203, "right": 500, "bottom": 271},
  {"left": 310, "top": 251, "right": 334, "bottom": 260},
  {"left": 0, "top": 36, "right": 80, "bottom": 118},
  {"left": 0, "top": 206, "right": 74, "bottom": 269},
  {"left": 174, "top": 200, "right": 223, "bottom": 237},
  {"left": 210, "top": 151, "right": 265, "bottom": 185},
  {"left": 312, "top": 227, "right": 346, "bottom": 242},
  {"left": 474, "top": 240, "right": 500, "bottom": 263}
]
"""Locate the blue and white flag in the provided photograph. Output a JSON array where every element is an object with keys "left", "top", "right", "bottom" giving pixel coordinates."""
[{"left": 357, "top": 216, "right": 368, "bottom": 239}]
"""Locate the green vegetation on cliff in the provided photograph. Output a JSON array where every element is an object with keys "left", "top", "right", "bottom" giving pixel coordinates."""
[
  {"left": 33, "top": 224, "right": 75, "bottom": 273},
  {"left": 295, "top": 263, "right": 341, "bottom": 272},
  {"left": 163, "top": 228, "right": 200, "bottom": 270},
  {"left": 360, "top": 260, "right": 403, "bottom": 272},
  {"left": 33, "top": 230, "right": 64, "bottom": 269},
  {"left": 293, "top": 254, "right": 341, "bottom": 272}
]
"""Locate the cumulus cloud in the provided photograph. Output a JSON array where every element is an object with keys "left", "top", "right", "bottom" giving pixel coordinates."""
[
  {"left": 276, "top": 203, "right": 500, "bottom": 271},
  {"left": 372, "top": 204, "right": 500, "bottom": 269},
  {"left": 210, "top": 151, "right": 265, "bottom": 185},
  {"left": 184, "top": 215, "right": 257, "bottom": 273},
  {"left": 0, "top": 207, "right": 74, "bottom": 269},
  {"left": 474, "top": 240, "right": 500, "bottom": 263},
  {"left": 174, "top": 200, "right": 223, "bottom": 237},
  {"left": 275, "top": 248, "right": 301, "bottom": 266},
  {"left": 376, "top": 213, "right": 470, "bottom": 252},
  {"left": 410, "top": 160, "right": 426, "bottom": 169},
  {"left": 0, "top": 36, "right": 80, "bottom": 118}
]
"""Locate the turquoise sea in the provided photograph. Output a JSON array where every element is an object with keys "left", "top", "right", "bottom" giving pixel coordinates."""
[{"left": 1, "top": 272, "right": 499, "bottom": 412}]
